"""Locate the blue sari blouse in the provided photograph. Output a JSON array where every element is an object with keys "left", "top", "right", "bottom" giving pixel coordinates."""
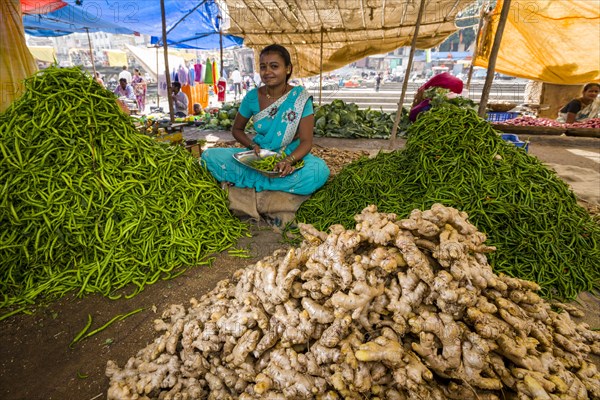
[{"left": 201, "top": 86, "right": 330, "bottom": 195}]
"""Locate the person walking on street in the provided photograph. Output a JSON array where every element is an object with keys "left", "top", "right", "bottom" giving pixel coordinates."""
[
  {"left": 118, "top": 65, "right": 132, "bottom": 84},
  {"left": 244, "top": 75, "right": 253, "bottom": 93},
  {"left": 253, "top": 70, "right": 261, "bottom": 87},
  {"left": 375, "top": 73, "right": 382, "bottom": 92},
  {"left": 231, "top": 68, "right": 243, "bottom": 100},
  {"left": 132, "top": 68, "right": 147, "bottom": 113}
]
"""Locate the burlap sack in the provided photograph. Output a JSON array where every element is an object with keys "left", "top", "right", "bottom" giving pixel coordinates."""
[{"left": 226, "top": 186, "right": 309, "bottom": 228}]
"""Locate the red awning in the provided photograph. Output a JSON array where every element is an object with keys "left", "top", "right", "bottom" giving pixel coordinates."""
[{"left": 21, "top": 0, "right": 67, "bottom": 15}]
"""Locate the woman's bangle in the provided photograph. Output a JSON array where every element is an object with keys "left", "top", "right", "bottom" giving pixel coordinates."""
[
  {"left": 286, "top": 154, "right": 296, "bottom": 164},
  {"left": 247, "top": 142, "right": 257, "bottom": 150}
]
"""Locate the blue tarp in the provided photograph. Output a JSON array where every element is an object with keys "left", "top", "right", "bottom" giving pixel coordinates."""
[
  {"left": 23, "top": 0, "right": 243, "bottom": 50},
  {"left": 23, "top": 3, "right": 135, "bottom": 36},
  {"left": 413, "top": 51, "right": 473, "bottom": 62}
]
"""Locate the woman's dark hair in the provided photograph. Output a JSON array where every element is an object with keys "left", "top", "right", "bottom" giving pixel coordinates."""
[
  {"left": 260, "top": 44, "right": 293, "bottom": 82},
  {"left": 583, "top": 83, "right": 600, "bottom": 92}
]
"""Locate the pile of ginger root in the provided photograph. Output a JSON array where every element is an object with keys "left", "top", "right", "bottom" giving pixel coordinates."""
[{"left": 106, "top": 204, "right": 600, "bottom": 400}]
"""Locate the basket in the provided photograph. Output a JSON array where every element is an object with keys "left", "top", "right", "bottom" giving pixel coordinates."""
[
  {"left": 488, "top": 103, "right": 517, "bottom": 112},
  {"left": 566, "top": 128, "right": 600, "bottom": 138},
  {"left": 500, "top": 134, "right": 529, "bottom": 152},
  {"left": 492, "top": 124, "right": 566, "bottom": 136},
  {"left": 486, "top": 112, "right": 519, "bottom": 122}
]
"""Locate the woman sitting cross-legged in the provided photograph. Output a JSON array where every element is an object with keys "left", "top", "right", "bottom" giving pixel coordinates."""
[{"left": 201, "top": 44, "right": 330, "bottom": 196}]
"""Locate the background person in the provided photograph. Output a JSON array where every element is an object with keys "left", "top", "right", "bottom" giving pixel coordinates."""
[
  {"left": 94, "top": 71, "right": 105, "bottom": 88},
  {"left": 375, "top": 73, "right": 382, "bottom": 92},
  {"left": 171, "top": 81, "right": 189, "bottom": 117},
  {"left": 193, "top": 103, "right": 203, "bottom": 115},
  {"left": 409, "top": 72, "right": 463, "bottom": 121},
  {"left": 131, "top": 68, "right": 147, "bottom": 113},
  {"left": 557, "top": 83, "right": 600, "bottom": 123},
  {"left": 253, "top": 70, "right": 261, "bottom": 88},
  {"left": 113, "top": 78, "right": 135, "bottom": 100},
  {"left": 118, "top": 65, "right": 132, "bottom": 84},
  {"left": 201, "top": 44, "right": 329, "bottom": 196},
  {"left": 230, "top": 67, "right": 243, "bottom": 100}
]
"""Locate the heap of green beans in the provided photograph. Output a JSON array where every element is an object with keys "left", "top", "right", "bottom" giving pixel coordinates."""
[
  {"left": 295, "top": 105, "right": 600, "bottom": 300},
  {"left": 0, "top": 66, "right": 248, "bottom": 314}
]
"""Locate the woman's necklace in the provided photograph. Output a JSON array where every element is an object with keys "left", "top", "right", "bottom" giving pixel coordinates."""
[{"left": 265, "top": 86, "right": 287, "bottom": 100}]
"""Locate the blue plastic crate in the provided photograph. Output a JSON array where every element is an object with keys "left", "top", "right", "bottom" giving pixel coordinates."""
[
  {"left": 501, "top": 134, "right": 529, "bottom": 152},
  {"left": 487, "top": 111, "right": 519, "bottom": 122}
]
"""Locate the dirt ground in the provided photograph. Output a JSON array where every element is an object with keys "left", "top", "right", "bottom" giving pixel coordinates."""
[{"left": 0, "top": 134, "right": 599, "bottom": 400}]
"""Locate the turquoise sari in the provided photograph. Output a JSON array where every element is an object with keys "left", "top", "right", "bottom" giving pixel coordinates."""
[{"left": 201, "top": 86, "right": 330, "bottom": 195}]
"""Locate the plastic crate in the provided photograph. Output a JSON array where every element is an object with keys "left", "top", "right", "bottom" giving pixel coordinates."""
[
  {"left": 501, "top": 134, "right": 529, "bottom": 152},
  {"left": 487, "top": 111, "right": 519, "bottom": 122}
]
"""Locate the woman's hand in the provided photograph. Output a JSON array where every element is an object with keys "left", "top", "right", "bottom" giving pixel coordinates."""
[{"left": 276, "top": 158, "right": 295, "bottom": 177}]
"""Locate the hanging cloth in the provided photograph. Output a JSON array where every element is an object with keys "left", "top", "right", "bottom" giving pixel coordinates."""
[
  {"left": 203, "top": 58, "right": 213, "bottom": 85},
  {"left": 158, "top": 73, "right": 168, "bottom": 97},
  {"left": 1, "top": 0, "right": 38, "bottom": 112},
  {"left": 188, "top": 66, "right": 195, "bottom": 87},
  {"left": 177, "top": 65, "right": 188, "bottom": 86},
  {"left": 212, "top": 60, "right": 219, "bottom": 94},
  {"left": 194, "top": 63, "right": 202, "bottom": 82}
]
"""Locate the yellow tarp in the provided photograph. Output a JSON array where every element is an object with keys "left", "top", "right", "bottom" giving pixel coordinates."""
[
  {"left": 1, "top": 0, "right": 38, "bottom": 112},
  {"left": 474, "top": 0, "right": 600, "bottom": 84},
  {"left": 28, "top": 46, "right": 56, "bottom": 63},
  {"left": 169, "top": 49, "right": 197, "bottom": 62},
  {"left": 224, "top": 0, "right": 476, "bottom": 78},
  {"left": 106, "top": 50, "right": 128, "bottom": 67}
]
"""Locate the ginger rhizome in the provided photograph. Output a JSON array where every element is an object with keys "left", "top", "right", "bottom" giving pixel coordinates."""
[{"left": 106, "top": 204, "right": 600, "bottom": 400}]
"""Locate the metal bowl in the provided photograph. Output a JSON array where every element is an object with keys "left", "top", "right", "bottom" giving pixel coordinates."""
[{"left": 232, "top": 149, "right": 304, "bottom": 178}]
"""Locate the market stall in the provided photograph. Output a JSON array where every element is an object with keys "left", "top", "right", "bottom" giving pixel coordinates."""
[{"left": 2, "top": 2, "right": 600, "bottom": 399}]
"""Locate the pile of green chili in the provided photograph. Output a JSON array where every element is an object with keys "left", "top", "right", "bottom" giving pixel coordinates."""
[
  {"left": 295, "top": 104, "right": 600, "bottom": 300},
  {"left": 250, "top": 154, "right": 286, "bottom": 171},
  {"left": 0, "top": 66, "right": 248, "bottom": 315},
  {"left": 250, "top": 154, "right": 305, "bottom": 172}
]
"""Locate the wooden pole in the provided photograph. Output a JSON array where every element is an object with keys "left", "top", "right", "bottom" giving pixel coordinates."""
[
  {"left": 160, "top": 0, "right": 174, "bottom": 122},
  {"left": 156, "top": 46, "right": 160, "bottom": 108},
  {"left": 478, "top": 0, "right": 512, "bottom": 117},
  {"left": 85, "top": 28, "right": 97, "bottom": 78},
  {"left": 218, "top": 15, "right": 224, "bottom": 75},
  {"left": 319, "top": 27, "right": 324, "bottom": 105},
  {"left": 389, "top": 0, "right": 426, "bottom": 148},
  {"left": 465, "top": 3, "right": 489, "bottom": 91}
]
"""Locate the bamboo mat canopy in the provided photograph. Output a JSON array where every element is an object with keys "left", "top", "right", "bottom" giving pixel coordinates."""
[{"left": 223, "top": 0, "right": 476, "bottom": 77}]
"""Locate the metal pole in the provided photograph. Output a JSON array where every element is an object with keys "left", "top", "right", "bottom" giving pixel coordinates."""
[
  {"left": 85, "top": 28, "right": 97, "bottom": 78},
  {"left": 319, "top": 27, "right": 324, "bottom": 105},
  {"left": 466, "top": 3, "right": 489, "bottom": 90},
  {"left": 389, "top": 0, "right": 426, "bottom": 148},
  {"left": 478, "top": 0, "right": 512, "bottom": 117},
  {"left": 160, "top": 0, "right": 174, "bottom": 122}
]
